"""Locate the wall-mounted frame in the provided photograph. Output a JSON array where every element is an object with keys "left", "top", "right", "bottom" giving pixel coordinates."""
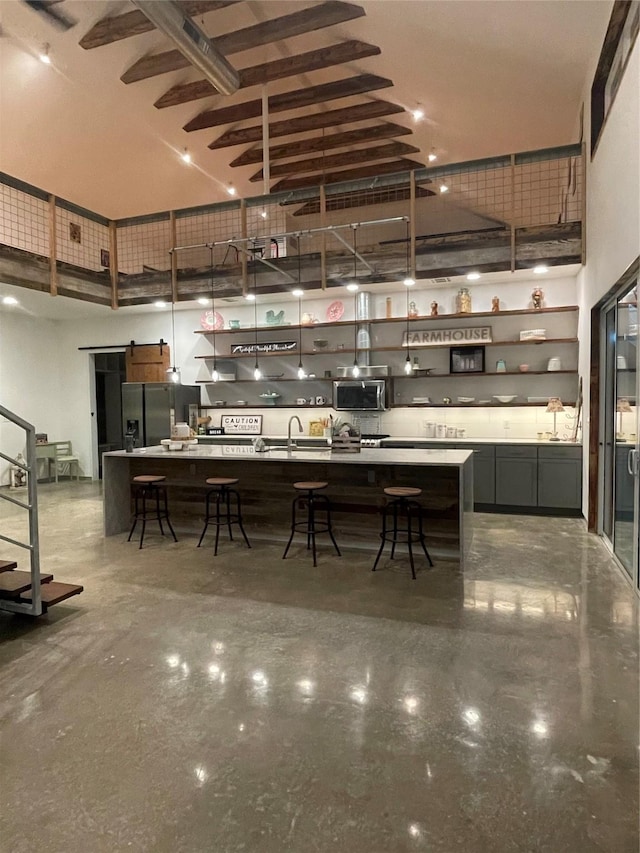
[{"left": 450, "top": 345, "right": 485, "bottom": 374}]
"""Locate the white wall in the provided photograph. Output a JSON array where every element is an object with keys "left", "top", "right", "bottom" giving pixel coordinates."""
[
  {"left": 577, "top": 36, "right": 640, "bottom": 515},
  {"left": 0, "top": 310, "right": 64, "bottom": 485}
]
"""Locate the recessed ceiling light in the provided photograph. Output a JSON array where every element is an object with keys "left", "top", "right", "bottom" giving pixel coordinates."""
[
  {"left": 439, "top": 182, "right": 449, "bottom": 194},
  {"left": 38, "top": 44, "right": 51, "bottom": 65},
  {"left": 412, "top": 108, "right": 424, "bottom": 121},
  {"left": 346, "top": 283, "right": 359, "bottom": 292},
  {"left": 428, "top": 149, "right": 437, "bottom": 162},
  {"left": 181, "top": 149, "right": 192, "bottom": 164},
  {"left": 245, "top": 293, "right": 256, "bottom": 301},
  {"left": 403, "top": 277, "right": 415, "bottom": 287},
  {"left": 197, "top": 297, "right": 209, "bottom": 305},
  {"left": 292, "top": 288, "right": 304, "bottom": 297},
  {"left": 226, "top": 184, "right": 236, "bottom": 196},
  {"left": 466, "top": 272, "right": 481, "bottom": 281},
  {"left": 2, "top": 295, "right": 18, "bottom": 305},
  {"left": 154, "top": 300, "right": 167, "bottom": 308},
  {"left": 534, "top": 265, "right": 548, "bottom": 274}
]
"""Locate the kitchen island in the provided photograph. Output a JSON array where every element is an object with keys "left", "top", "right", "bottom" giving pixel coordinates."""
[{"left": 103, "top": 445, "right": 474, "bottom": 568}]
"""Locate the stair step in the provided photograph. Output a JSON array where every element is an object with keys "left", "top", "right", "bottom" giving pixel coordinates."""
[
  {"left": 0, "top": 560, "right": 18, "bottom": 573},
  {"left": 0, "top": 570, "right": 54, "bottom": 598},
  {"left": 20, "top": 581, "right": 84, "bottom": 607}
]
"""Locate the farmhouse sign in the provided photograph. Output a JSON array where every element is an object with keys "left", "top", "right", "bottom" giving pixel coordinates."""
[
  {"left": 402, "top": 326, "right": 492, "bottom": 347},
  {"left": 221, "top": 415, "right": 263, "bottom": 435},
  {"left": 230, "top": 341, "right": 297, "bottom": 355}
]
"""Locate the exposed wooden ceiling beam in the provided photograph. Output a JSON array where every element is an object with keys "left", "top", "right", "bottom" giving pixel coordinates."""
[
  {"left": 209, "top": 100, "right": 404, "bottom": 149},
  {"left": 249, "top": 141, "right": 420, "bottom": 182},
  {"left": 121, "top": 1, "right": 365, "bottom": 84},
  {"left": 80, "top": 2, "right": 235, "bottom": 50},
  {"left": 184, "top": 74, "right": 393, "bottom": 132},
  {"left": 155, "top": 40, "right": 380, "bottom": 108},
  {"left": 231, "top": 122, "right": 412, "bottom": 167},
  {"left": 271, "top": 159, "right": 424, "bottom": 192},
  {"left": 292, "top": 185, "right": 435, "bottom": 216}
]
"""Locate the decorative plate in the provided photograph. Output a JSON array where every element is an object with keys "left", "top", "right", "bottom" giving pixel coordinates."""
[
  {"left": 326, "top": 300, "right": 344, "bottom": 322},
  {"left": 200, "top": 309, "right": 224, "bottom": 331}
]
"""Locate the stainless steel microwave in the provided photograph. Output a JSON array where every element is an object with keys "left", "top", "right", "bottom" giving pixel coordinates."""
[{"left": 333, "top": 379, "right": 387, "bottom": 411}]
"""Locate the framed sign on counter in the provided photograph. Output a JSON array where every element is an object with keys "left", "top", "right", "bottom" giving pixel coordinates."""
[{"left": 220, "top": 415, "right": 263, "bottom": 435}]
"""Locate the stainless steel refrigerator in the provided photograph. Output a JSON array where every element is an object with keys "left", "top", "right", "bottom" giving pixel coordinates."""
[{"left": 121, "top": 383, "right": 200, "bottom": 448}]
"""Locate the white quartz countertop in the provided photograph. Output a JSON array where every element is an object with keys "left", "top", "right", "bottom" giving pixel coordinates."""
[
  {"left": 380, "top": 436, "right": 582, "bottom": 447},
  {"left": 196, "top": 435, "right": 581, "bottom": 447},
  {"left": 105, "top": 445, "right": 473, "bottom": 467}
]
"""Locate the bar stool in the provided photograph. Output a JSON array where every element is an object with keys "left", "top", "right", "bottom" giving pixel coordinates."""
[
  {"left": 372, "top": 486, "right": 434, "bottom": 579},
  {"left": 128, "top": 475, "right": 177, "bottom": 550},
  {"left": 282, "top": 481, "right": 341, "bottom": 567},
  {"left": 197, "top": 477, "right": 251, "bottom": 555}
]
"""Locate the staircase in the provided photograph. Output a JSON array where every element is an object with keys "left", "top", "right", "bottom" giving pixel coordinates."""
[
  {"left": 0, "top": 560, "right": 83, "bottom": 611},
  {"left": 0, "top": 406, "right": 84, "bottom": 616}
]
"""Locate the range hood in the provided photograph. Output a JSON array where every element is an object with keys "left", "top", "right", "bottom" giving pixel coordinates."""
[{"left": 336, "top": 365, "right": 389, "bottom": 378}]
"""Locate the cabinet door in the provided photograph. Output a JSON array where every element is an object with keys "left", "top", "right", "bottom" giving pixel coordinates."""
[
  {"left": 459, "top": 445, "right": 495, "bottom": 504},
  {"left": 537, "top": 458, "right": 582, "bottom": 509},
  {"left": 495, "top": 458, "right": 537, "bottom": 506}
]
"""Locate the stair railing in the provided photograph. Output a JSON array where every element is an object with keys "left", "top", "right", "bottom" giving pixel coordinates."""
[{"left": 0, "top": 405, "right": 41, "bottom": 615}]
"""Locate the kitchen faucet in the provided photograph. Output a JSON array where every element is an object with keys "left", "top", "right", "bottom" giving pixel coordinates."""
[{"left": 287, "top": 415, "right": 303, "bottom": 451}]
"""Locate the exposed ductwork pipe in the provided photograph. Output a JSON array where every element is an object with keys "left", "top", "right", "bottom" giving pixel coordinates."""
[{"left": 131, "top": 0, "right": 239, "bottom": 96}]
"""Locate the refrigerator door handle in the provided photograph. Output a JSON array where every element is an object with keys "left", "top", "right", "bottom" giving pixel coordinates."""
[{"left": 627, "top": 448, "right": 638, "bottom": 477}]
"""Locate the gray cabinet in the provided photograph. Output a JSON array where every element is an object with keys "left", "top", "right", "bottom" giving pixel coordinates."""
[
  {"left": 538, "top": 446, "right": 582, "bottom": 509},
  {"left": 495, "top": 446, "right": 538, "bottom": 506},
  {"left": 458, "top": 444, "right": 495, "bottom": 504}
]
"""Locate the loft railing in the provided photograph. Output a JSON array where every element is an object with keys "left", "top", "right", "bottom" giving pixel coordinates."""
[
  {"left": 0, "top": 406, "right": 41, "bottom": 616},
  {"left": 0, "top": 142, "right": 583, "bottom": 307}
]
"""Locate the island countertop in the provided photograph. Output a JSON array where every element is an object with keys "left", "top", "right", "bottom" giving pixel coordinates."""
[{"left": 105, "top": 445, "right": 473, "bottom": 467}]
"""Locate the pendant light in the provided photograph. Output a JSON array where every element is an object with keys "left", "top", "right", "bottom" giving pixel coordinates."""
[
  {"left": 294, "top": 242, "right": 306, "bottom": 379},
  {"left": 166, "top": 287, "right": 181, "bottom": 384},
  {"left": 252, "top": 245, "right": 261, "bottom": 380},
  {"left": 351, "top": 226, "right": 360, "bottom": 378},
  {"left": 403, "top": 221, "right": 413, "bottom": 375},
  {"left": 209, "top": 247, "right": 219, "bottom": 382}
]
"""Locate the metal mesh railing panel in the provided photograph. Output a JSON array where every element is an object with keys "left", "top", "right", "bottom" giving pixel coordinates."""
[
  {"left": 117, "top": 219, "right": 172, "bottom": 275},
  {"left": 56, "top": 207, "right": 109, "bottom": 270},
  {"left": 0, "top": 184, "right": 48, "bottom": 256}
]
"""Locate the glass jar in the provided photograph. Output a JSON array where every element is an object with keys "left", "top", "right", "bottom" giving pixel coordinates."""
[{"left": 457, "top": 287, "right": 472, "bottom": 313}]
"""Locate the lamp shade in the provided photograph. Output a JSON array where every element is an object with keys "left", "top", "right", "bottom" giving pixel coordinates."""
[
  {"left": 616, "top": 397, "right": 632, "bottom": 413},
  {"left": 546, "top": 397, "right": 564, "bottom": 413}
]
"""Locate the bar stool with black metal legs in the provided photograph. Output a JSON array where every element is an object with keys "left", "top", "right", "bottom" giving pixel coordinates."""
[
  {"left": 197, "top": 477, "right": 251, "bottom": 555},
  {"left": 372, "top": 486, "right": 434, "bottom": 579},
  {"left": 128, "top": 475, "right": 178, "bottom": 549},
  {"left": 282, "top": 481, "right": 341, "bottom": 567}
]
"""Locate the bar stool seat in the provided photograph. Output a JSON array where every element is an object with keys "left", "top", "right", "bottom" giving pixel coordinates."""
[
  {"left": 197, "top": 477, "right": 251, "bottom": 555},
  {"left": 282, "top": 481, "right": 341, "bottom": 567},
  {"left": 128, "top": 475, "right": 177, "bottom": 549},
  {"left": 372, "top": 486, "right": 433, "bottom": 579}
]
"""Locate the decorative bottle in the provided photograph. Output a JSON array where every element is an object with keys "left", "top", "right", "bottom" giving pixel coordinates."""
[{"left": 457, "top": 287, "right": 472, "bottom": 313}]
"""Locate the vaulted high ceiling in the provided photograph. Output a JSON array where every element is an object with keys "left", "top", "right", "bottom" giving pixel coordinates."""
[{"left": 0, "top": 0, "right": 612, "bottom": 218}]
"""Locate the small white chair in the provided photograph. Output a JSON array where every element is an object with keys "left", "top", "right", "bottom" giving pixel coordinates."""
[{"left": 54, "top": 442, "right": 80, "bottom": 483}]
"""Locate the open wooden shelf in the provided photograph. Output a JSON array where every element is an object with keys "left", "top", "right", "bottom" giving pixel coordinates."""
[
  {"left": 195, "top": 369, "right": 578, "bottom": 384},
  {"left": 194, "top": 305, "right": 579, "bottom": 336},
  {"left": 194, "top": 338, "right": 578, "bottom": 360}
]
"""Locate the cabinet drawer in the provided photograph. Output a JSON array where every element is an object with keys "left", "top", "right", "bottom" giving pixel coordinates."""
[
  {"left": 459, "top": 444, "right": 495, "bottom": 459},
  {"left": 538, "top": 446, "right": 582, "bottom": 460},
  {"left": 495, "top": 445, "right": 537, "bottom": 459}
]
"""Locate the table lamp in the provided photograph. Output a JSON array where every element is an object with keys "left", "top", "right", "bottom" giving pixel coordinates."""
[
  {"left": 546, "top": 397, "right": 564, "bottom": 441},
  {"left": 616, "top": 397, "right": 632, "bottom": 438}
]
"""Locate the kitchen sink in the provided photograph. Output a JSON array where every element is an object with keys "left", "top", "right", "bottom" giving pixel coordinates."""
[{"left": 266, "top": 445, "right": 331, "bottom": 453}]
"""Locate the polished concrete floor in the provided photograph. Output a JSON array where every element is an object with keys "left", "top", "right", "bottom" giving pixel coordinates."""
[{"left": 0, "top": 482, "right": 638, "bottom": 852}]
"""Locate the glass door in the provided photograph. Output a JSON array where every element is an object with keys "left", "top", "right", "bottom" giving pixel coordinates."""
[{"left": 601, "top": 281, "right": 639, "bottom": 584}]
